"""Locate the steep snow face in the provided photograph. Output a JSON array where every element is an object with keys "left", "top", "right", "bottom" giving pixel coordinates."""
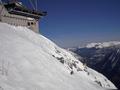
[
  {"left": 86, "top": 41, "right": 120, "bottom": 49},
  {"left": 0, "top": 23, "right": 116, "bottom": 90}
]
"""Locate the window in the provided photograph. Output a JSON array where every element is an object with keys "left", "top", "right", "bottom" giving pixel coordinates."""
[
  {"left": 31, "top": 22, "right": 33, "bottom": 25},
  {"left": 28, "top": 22, "right": 30, "bottom": 26}
]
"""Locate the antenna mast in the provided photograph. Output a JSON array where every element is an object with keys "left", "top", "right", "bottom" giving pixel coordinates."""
[
  {"left": 29, "top": 0, "right": 38, "bottom": 10},
  {"left": 35, "top": 0, "right": 38, "bottom": 10}
]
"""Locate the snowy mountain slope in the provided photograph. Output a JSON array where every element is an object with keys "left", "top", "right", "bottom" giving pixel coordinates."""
[{"left": 0, "top": 23, "right": 117, "bottom": 90}]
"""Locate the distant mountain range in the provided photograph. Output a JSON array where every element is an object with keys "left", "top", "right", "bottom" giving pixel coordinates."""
[{"left": 69, "top": 41, "right": 120, "bottom": 89}]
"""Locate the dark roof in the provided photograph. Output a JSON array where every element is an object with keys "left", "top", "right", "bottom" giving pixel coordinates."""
[{"left": 4, "top": 2, "right": 47, "bottom": 19}]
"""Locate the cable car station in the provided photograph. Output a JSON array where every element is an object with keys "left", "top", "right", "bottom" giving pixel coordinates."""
[{"left": 0, "top": 0, "right": 46, "bottom": 33}]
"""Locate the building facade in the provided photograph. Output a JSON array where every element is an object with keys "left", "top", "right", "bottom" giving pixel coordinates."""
[{"left": 0, "top": 2, "right": 46, "bottom": 33}]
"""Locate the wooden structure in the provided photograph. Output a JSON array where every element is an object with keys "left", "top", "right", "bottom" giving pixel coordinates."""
[{"left": 0, "top": 0, "right": 46, "bottom": 33}]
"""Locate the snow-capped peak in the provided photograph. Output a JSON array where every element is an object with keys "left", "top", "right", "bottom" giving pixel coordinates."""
[{"left": 86, "top": 41, "right": 120, "bottom": 49}]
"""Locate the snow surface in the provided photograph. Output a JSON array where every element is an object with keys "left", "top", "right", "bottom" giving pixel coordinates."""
[
  {"left": 0, "top": 23, "right": 117, "bottom": 90},
  {"left": 86, "top": 41, "right": 120, "bottom": 49}
]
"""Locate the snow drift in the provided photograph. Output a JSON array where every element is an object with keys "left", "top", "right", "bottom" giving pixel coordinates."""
[{"left": 0, "top": 23, "right": 117, "bottom": 90}]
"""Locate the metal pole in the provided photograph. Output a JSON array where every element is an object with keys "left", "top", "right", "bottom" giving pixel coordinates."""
[
  {"left": 29, "top": 0, "right": 35, "bottom": 10},
  {"left": 35, "top": 0, "right": 38, "bottom": 11}
]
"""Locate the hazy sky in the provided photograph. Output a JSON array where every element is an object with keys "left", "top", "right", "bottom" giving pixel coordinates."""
[{"left": 20, "top": 0, "right": 120, "bottom": 47}]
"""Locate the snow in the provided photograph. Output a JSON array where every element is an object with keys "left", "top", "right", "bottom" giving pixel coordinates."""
[
  {"left": 0, "top": 22, "right": 117, "bottom": 90},
  {"left": 27, "top": 17, "right": 34, "bottom": 20},
  {"left": 86, "top": 41, "right": 120, "bottom": 49}
]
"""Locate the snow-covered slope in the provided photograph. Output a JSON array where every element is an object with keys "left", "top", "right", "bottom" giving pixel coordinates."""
[
  {"left": 86, "top": 41, "right": 120, "bottom": 49},
  {"left": 0, "top": 23, "right": 116, "bottom": 90}
]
